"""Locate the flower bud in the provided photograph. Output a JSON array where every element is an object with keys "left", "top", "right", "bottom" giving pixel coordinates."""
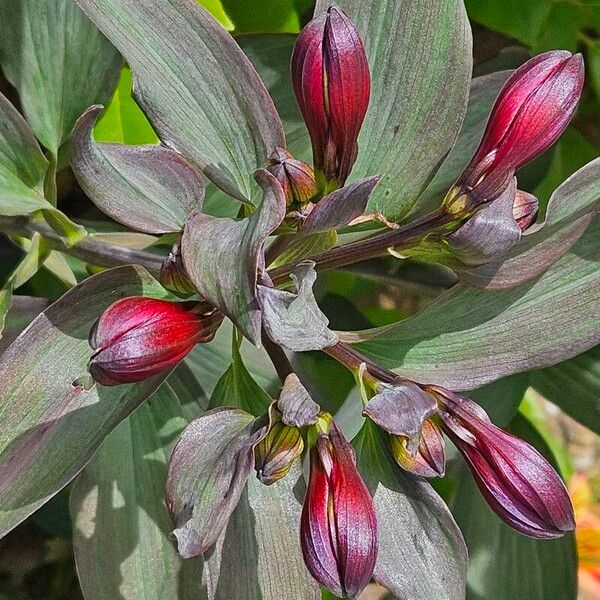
[
  {"left": 446, "top": 51, "right": 584, "bottom": 214},
  {"left": 434, "top": 388, "right": 575, "bottom": 539},
  {"left": 160, "top": 243, "right": 196, "bottom": 297},
  {"left": 254, "top": 412, "right": 304, "bottom": 485},
  {"left": 89, "top": 297, "right": 221, "bottom": 386},
  {"left": 512, "top": 189, "right": 539, "bottom": 231},
  {"left": 390, "top": 418, "right": 446, "bottom": 478},
  {"left": 291, "top": 6, "right": 371, "bottom": 189},
  {"left": 267, "top": 147, "right": 317, "bottom": 209},
  {"left": 301, "top": 421, "right": 377, "bottom": 598}
]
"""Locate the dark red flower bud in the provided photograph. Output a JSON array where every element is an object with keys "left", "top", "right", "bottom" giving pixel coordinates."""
[
  {"left": 301, "top": 421, "right": 377, "bottom": 598},
  {"left": 446, "top": 51, "right": 584, "bottom": 214},
  {"left": 434, "top": 388, "right": 575, "bottom": 539},
  {"left": 160, "top": 243, "right": 196, "bottom": 297},
  {"left": 89, "top": 297, "right": 221, "bottom": 386},
  {"left": 512, "top": 189, "right": 539, "bottom": 231},
  {"left": 267, "top": 147, "right": 317, "bottom": 208},
  {"left": 390, "top": 418, "right": 446, "bottom": 478},
  {"left": 291, "top": 6, "right": 371, "bottom": 189}
]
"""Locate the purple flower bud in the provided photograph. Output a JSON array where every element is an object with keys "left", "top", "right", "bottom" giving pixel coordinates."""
[
  {"left": 291, "top": 6, "right": 371, "bottom": 188},
  {"left": 254, "top": 412, "right": 304, "bottom": 485},
  {"left": 390, "top": 418, "right": 446, "bottom": 478},
  {"left": 89, "top": 297, "right": 221, "bottom": 386},
  {"left": 160, "top": 243, "right": 196, "bottom": 297},
  {"left": 434, "top": 388, "right": 575, "bottom": 539},
  {"left": 267, "top": 147, "right": 317, "bottom": 208},
  {"left": 300, "top": 421, "right": 377, "bottom": 598},
  {"left": 512, "top": 189, "right": 539, "bottom": 231},
  {"left": 446, "top": 51, "right": 584, "bottom": 214}
]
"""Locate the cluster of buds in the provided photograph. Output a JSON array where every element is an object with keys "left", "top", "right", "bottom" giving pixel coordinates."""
[
  {"left": 292, "top": 6, "right": 371, "bottom": 191},
  {"left": 267, "top": 147, "right": 317, "bottom": 210},
  {"left": 88, "top": 297, "right": 222, "bottom": 386},
  {"left": 444, "top": 50, "right": 584, "bottom": 218}
]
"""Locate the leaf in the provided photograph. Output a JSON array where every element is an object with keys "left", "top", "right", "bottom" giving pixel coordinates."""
[
  {"left": 71, "top": 383, "right": 206, "bottom": 600},
  {"left": 354, "top": 420, "right": 467, "bottom": 600},
  {"left": 268, "top": 231, "right": 338, "bottom": 269},
  {"left": 531, "top": 346, "right": 600, "bottom": 435},
  {"left": 314, "top": 0, "right": 473, "bottom": 220},
  {"left": 204, "top": 462, "right": 320, "bottom": 599},
  {"left": 350, "top": 215, "right": 600, "bottom": 390},
  {"left": 278, "top": 373, "right": 320, "bottom": 427},
  {"left": 165, "top": 407, "right": 265, "bottom": 558},
  {"left": 414, "top": 71, "right": 511, "bottom": 217},
  {"left": 0, "top": 92, "right": 50, "bottom": 216},
  {"left": 75, "top": 0, "right": 285, "bottom": 201},
  {"left": 93, "top": 67, "right": 159, "bottom": 145},
  {"left": 182, "top": 169, "right": 285, "bottom": 344},
  {"left": 300, "top": 176, "right": 381, "bottom": 235},
  {"left": 451, "top": 413, "right": 578, "bottom": 600},
  {"left": 222, "top": 0, "right": 300, "bottom": 33},
  {"left": 210, "top": 331, "right": 273, "bottom": 416},
  {"left": 0, "top": 0, "right": 122, "bottom": 155},
  {"left": 71, "top": 106, "right": 205, "bottom": 234},
  {"left": 0, "top": 266, "right": 171, "bottom": 538},
  {"left": 460, "top": 158, "right": 600, "bottom": 289},
  {"left": 258, "top": 261, "right": 338, "bottom": 351}
]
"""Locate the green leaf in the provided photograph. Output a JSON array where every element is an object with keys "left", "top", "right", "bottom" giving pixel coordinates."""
[
  {"left": 94, "top": 67, "right": 159, "bottom": 145},
  {"left": 268, "top": 231, "right": 338, "bottom": 269},
  {"left": 223, "top": 0, "right": 300, "bottom": 33},
  {"left": 196, "top": 0, "right": 234, "bottom": 30},
  {"left": 0, "top": 93, "right": 50, "bottom": 217},
  {"left": 314, "top": 0, "right": 473, "bottom": 220},
  {"left": 0, "top": 0, "right": 122, "bottom": 155},
  {"left": 0, "top": 266, "right": 171, "bottom": 538},
  {"left": 71, "top": 106, "right": 204, "bottom": 234},
  {"left": 451, "top": 414, "right": 577, "bottom": 600},
  {"left": 70, "top": 383, "right": 206, "bottom": 600},
  {"left": 354, "top": 420, "right": 467, "bottom": 600},
  {"left": 531, "top": 346, "right": 600, "bottom": 435},
  {"left": 75, "top": 0, "right": 285, "bottom": 201},
  {"left": 352, "top": 215, "right": 600, "bottom": 389},
  {"left": 211, "top": 330, "right": 273, "bottom": 415},
  {"left": 205, "top": 462, "right": 320, "bottom": 599}
]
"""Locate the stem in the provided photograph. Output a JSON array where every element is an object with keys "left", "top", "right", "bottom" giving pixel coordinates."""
[
  {"left": 2, "top": 218, "right": 164, "bottom": 277},
  {"left": 261, "top": 330, "right": 293, "bottom": 383},
  {"left": 268, "top": 208, "right": 452, "bottom": 284},
  {"left": 323, "top": 341, "right": 398, "bottom": 385}
]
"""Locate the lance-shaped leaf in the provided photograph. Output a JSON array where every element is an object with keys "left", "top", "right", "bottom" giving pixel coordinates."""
[
  {"left": 204, "top": 462, "right": 320, "bottom": 599},
  {"left": 459, "top": 157, "right": 600, "bottom": 289},
  {"left": 0, "top": 266, "right": 171, "bottom": 538},
  {"left": 182, "top": 169, "right": 285, "bottom": 345},
  {"left": 0, "top": 0, "right": 121, "bottom": 156},
  {"left": 165, "top": 407, "right": 267, "bottom": 559},
  {"left": 314, "top": 0, "right": 472, "bottom": 219},
  {"left": 75, "top": 0, "right": 285, "bottom": 201},
  {"left": 363, "top": 382, "right": 438, "bottom": 452},
  {"left": 448, "top": 178, "right": 522, "bottom": 266},
  {"left": 0, "top": 92, "right": 50, "bottom": 217},
  {"left": 300, "top": 176, "right": 381, "bottom": 235},
  {"left": 277, "top": 373, "right": 320, "bottom": 427},
  {"left": 70, "top": 382, "right": 206, "bottom": 600},
  {"left": 354, "top": 420, "right": 467, "bottom": 600},
  {"left": 71, "top": 106, "right": 204, "bottom": 234},
  {"left": 258, "top": 261, "right": 338, "bottom": 351},
  {"left": 348, "top": 216, "right": 600, "bottom": 390}
]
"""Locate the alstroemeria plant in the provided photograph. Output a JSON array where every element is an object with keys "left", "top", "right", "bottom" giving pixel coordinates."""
[{"left": 0, "top": 1, "right": 597, "bottom": 599}]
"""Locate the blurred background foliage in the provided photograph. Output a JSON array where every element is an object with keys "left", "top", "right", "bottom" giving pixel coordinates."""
[{"left": 0, "top": 0, "right": 598, "bottom": 599}]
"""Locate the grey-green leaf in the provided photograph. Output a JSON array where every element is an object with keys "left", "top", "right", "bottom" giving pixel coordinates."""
[
  {"left": 314, "top": 0, "right": 473, "bottom": 220},
  {"left": 71, "top": 383, "right": 206, "bottom": 600},
  {"left": 0, "top": 0, "right": 122, "bottom": 155},
  {"left": 75, "top": 0, "right": 285, "bottom": 201},
  {"left": 0, "top": 266, "right": 171, "bottom": 538},
  {"left": 71, "top": 106, "right": 204, "bottom": 234},
  {"left": 354, "top": 420, "right": 467, "bottom": 600},
  {"left": 0, "top": 92, "right": 50, "bottom": 216},
  {"left": 182, "top": 169, "right": 286, "bottom": 345},
  {"left": 350, "top": 216, "right": 600, "bottom": 389}
]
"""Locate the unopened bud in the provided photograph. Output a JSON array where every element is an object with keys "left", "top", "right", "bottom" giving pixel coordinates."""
[
  {"left": 160, "top": 244, "right": 196, "bottom": 297},
  {"left": 267, "top": 148, "right": 317, "bottom": 209},
  {"left": 512, "top": 189, "right": 539, "bottom": 231}
]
